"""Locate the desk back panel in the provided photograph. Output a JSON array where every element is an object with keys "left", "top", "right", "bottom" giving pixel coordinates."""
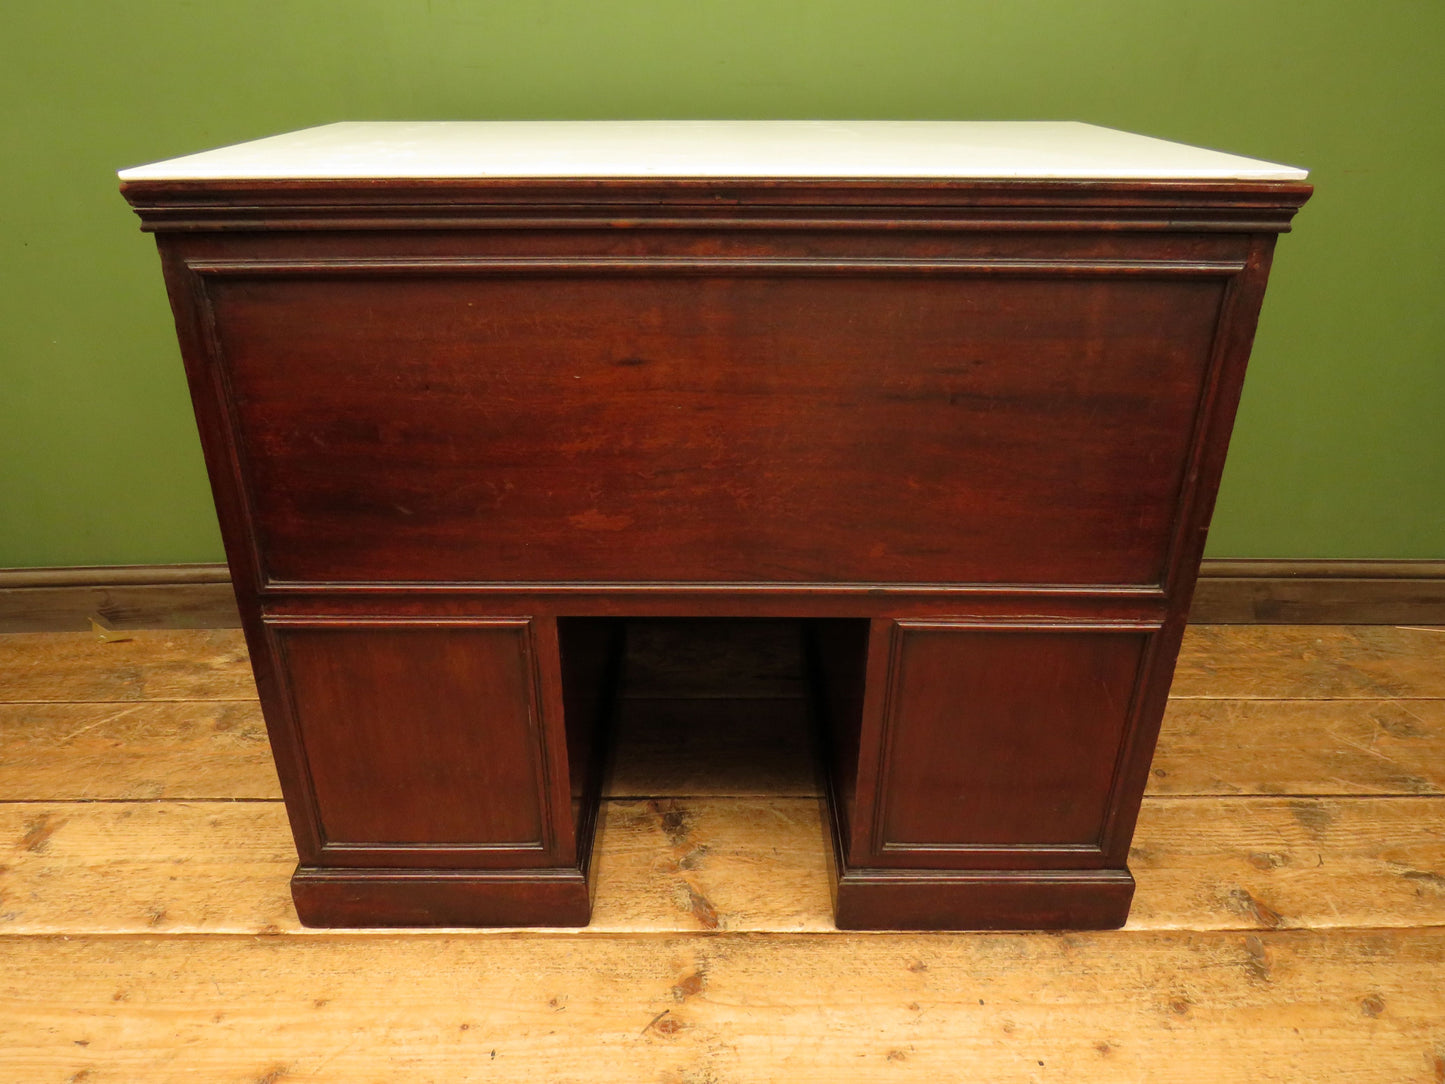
[{"left": 204, "top": 269, "right": 1224, "bottom": 588}]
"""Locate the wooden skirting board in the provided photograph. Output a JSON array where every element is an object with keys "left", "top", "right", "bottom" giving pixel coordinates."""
[
  {"left": 0, "top": 559, "right": 1442, "bottom": 631},
  {"left": 1189, "top": 559, "right": 1445, "bottom": 623},
  {"left": 0, "top": 563, "right": 239, "bottom": 633}
]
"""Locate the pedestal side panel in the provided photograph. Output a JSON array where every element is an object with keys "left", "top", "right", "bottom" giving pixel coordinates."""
[
  {"left": 269, "top": 620, "right": 559, "bottom": 866},
  {"left": 868, "top": 620, "right": 1154, "bottom": 865}
]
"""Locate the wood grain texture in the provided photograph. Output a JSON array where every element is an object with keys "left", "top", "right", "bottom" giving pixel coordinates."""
[
  {"left": 0, "top": 630, "right": 256, "bottom": 703},
  {"left": 0, "top": 701, "right": 279, "bottom": 801},
  {"left": 8, "top": 695, "right": 1442, "bottom": 804},
  {"left": 0, "top": 801, "right": 298, "bottom": 935},
  {"left": 4, "top": 625, "right": 1441, "bottom": 929},
  {"left": 1, "top": 929, "right": 1439, "bottom": 1084},
  {"left": 589, "top": 799, "right": 833, "bottom": 933},
  {"left": 620, "top": 620, "right": 807, "bottom": 700},
  {"left": 273, "top": 621, "right": 554, "bottom": 857},
  {"left": 0, "top": 798, "right": 831, "bottom": 936},
  {"left": 0, "top": 698, "right": 1423, "bottom": 806},
  {"left": 1173, "top": 625, "right": 1445, "bottom": 699},
  {"left": 206, "top": 269, "right": 1225, "bottom": 587},
  {"left": 867, "top": 621, "right": 1150, "bottom": 855},
  {"left": 1127, "top": 797, "right": 1445, "bottom": 930},
  {"left": 0, "top": 582, "right": 240, "bottom": 634},
  {"left": 0, "top": 564, "right": 238, "bottom": 638},
  {"left": 4, "top": 608, "right": 1445, "bottom": 1079},
  {"left": 1189, "top": 560, "right": 1445, "bottom": 625},
  {"left": 5, "top": 796, "right": 1441, "bottom": 936},
  {"left": 1152, "top": 699, "right": 1445, "bottom": 796}
]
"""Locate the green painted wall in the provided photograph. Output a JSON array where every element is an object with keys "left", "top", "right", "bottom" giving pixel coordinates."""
[{"left": 2, "top": 1, "right": 1441, "bottom": 567}]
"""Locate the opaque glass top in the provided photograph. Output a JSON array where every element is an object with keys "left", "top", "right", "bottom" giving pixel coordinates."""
[{"left": 119, "top": 121, "right": 1307, "bottom": 182}]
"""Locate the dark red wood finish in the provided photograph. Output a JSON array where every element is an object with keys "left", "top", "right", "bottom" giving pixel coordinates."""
[
  {"left": 276, "top": 621, "right": 551, "bottom": 853},
  {"left": 204, "top": 269, "right": 1223, "bottom": 587},
  {"left": 124, "top": 175, "right": 1309, "bottom": 929}
]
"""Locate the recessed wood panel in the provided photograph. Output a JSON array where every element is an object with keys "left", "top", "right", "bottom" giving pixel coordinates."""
[
  {"left": 874, "top": 622, "right": 1152, "bottom": 857},
  {"left": 274, "top": 621, "right": 547, "bottom": 853},
  {"left": 207, "top": 269, "right": 1225, "bottom": 587}
]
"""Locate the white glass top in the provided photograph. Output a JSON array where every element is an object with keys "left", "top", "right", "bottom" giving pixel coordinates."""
[{"left": 119, "top": 121, "right": 1307, "bottom": 183}]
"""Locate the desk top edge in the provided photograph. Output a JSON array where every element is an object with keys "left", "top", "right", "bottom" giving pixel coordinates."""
[{"left": 118, "top": 121, "right": 1309, "bottom": 183}]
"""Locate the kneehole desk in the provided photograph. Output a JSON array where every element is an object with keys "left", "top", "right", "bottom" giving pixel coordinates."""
[{"left": 121, "top": 121, "right": 1309, "bottom": 929}]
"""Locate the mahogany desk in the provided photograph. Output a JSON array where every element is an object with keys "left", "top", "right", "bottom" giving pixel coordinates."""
[{"left": 121, "top": 122, "right": 1309, "bottom": 929}]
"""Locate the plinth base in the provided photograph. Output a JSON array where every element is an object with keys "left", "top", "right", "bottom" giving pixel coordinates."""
[
  {"left": 832, "top": 864, "right": 1135, "bottom": 931},
  {"left": 291, "top": 866, "right": 593, "bottom": 928}
]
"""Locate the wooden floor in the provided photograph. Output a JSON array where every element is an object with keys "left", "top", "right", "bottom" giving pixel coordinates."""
[{"left": 1, "top": 622, "right": 1442, "bottom": 1082}]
